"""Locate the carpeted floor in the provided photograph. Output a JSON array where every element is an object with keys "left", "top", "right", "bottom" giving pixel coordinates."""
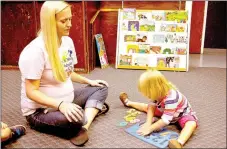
[{"left": 1, "top": 66, "right": 226, "bottom": 148}]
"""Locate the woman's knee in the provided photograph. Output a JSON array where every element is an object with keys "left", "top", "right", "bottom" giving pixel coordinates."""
[{"left": 101, "top": 85, "right": 108, "bottom": 96}]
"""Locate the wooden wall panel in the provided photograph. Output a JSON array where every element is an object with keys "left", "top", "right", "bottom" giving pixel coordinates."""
[
  {"left": 100, "top": 1, "right": 185, "bottom": 10},
  {"left": 68, "top": 2, "right": 85, "bottom": 70},
  {"left": 1, "top": 2, "right": 37, "bottom": 65},
  {"left": 99, "top": 11, "right": 118, "bottom": 64},
  {"left": 189, "top": 1, "right": 205, "bottom": 53},
  {"left": 86, "top": 2, "right": 99, "bottom": 72},
  {"left": 1, "top": 2, "right": 87, "bottom": 72}
]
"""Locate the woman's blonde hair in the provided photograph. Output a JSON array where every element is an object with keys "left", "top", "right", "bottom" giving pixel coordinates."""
[
  {"left": 138, "top": 69, "right": 177, "bottom": 101},
  {"left": 39, "top": 1, "right": 70, "bottom": 82}
]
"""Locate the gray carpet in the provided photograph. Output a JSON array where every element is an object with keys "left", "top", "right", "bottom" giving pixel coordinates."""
[{"left": 1, "top": 66, "right": 226, "bottom": 148}]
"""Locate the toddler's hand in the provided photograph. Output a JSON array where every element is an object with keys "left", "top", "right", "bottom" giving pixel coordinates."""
[{"left": 137, "top": 122, "right": 154, "bottom": 136}]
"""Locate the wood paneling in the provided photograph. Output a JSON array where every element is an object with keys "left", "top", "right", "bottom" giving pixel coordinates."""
[
  {"left": 1, "top": 1, "right": 89, "bottom": 72},
  {"left": 92, "top": 13, "right": 101, "bottom": 67},
  {"left": 100, "top": 1, "right": 185, "bottom": 10},
  {"left": 189, "top": 1, "right": 205, "bottom": 53},
  {"left": 68, "top": 2, "right": 85, "bottom": 69},
  {"left": 1, "top": 2, "right": 37, "bottom": 65},
  {"left": 99, "top": 11, "right": 118, "bottom": 64},
  {"left": 86, "top": 2, "right": 99, "bottom": 72}
]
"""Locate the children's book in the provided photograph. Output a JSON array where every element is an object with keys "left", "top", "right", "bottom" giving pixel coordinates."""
[
  {"left": 136, "top": 12, "right": 150, "bottom": 20},
  {"left": 127, "top": 44, "right": 139, "bottom": 54},
  {"left": 139, "top": 20, "right": 155, "bottom": 31},
  {"left": 125, "top": 123, "right": 179, "bottom": 148},
  {"left": 94, "top": 34, "right": 109, "bottom": 69},
  {"left": 124, "top": 34, "right": 137, "bottom": 42},
  {"left": 123, "top": 8, "right": 136, "bottom": 20},
  {"left": 132, "top": 55, "right": 149, "bottom": 66},
  {"left": 157, "top": 57, "right": 166, "bottom": 68},
  {"left": 128, "top": 21, "right": 139, "bottom": 31},
  {"left": 151, "top": 11, "right": 165, "bottom": 21},
  {"left": 165, "top": 11, "right": 188, "bottom": 23},
  {"left": 119, "top": 54, "right": 132, "bottom": 66},
  {"left": 136, "top": 33, "right": 148, "bottom": 43}
]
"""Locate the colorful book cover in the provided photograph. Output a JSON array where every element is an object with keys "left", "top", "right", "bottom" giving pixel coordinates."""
[
  {"left": 165, "top": 11, "right": 188, "bottom": 23},
  {"left": 139, "top": 20, "right": 155, "bottom": 31},
  {"left": 138, "top": 44, "right": 150, "bottom": 53},
  {"left": 161, "top": 46, "right": 176, "bottom": 54},
  {"left": 136, "top": 33, "right": 148, "bottom": 42},
  {"left": 94, "top": 34, "right": 109, "bottom": 69},
  {"left": 122, "top": 21, "right": 128, "bottom": 31},
  {"left": 160, "top": 24, "right": 177, "bottom": 32},
  {"left": 157, "top": 57, "right": 166, "bottom": 68},
  {"left": 150, "top": 46, "right": 161, "bottom": 54},
  {"left": 176, "top": 24, "right": 187, "bottom": 32},
  {"left": 175, "top": 35, "right": 188, "bottom": 44},
  {"left": 128, "top": 21, "right": 139, "bottom": 31},
  {"left": 153, "top": 34, "right": 165, "bottom": 43},
  {"left": 127, "top": 44, "right": 139, "bottom": 54},
  {"left": 123, "top": 8, "right": 136, "bottom": 20},
  {"left": 175, "top": 47, "right": 187, "bottom": 55},
  {"left": 166, "top": 56, "right": 180, "bottom": 68},
  {"left": 137, "top": 12, "right": 149, "bottom": 20},
  {"left": 119, "top": 54, "right": 132, "bottom": 65},
  {"left": 151, "top": 11, "right": 165, "bottom": 21},
  {"left": 132, "top": 55, "right": 149, "bottom": 67},
  {"left": 124, "top": 34, "right": 137, "bottom": 42},
  {"left": 165, "top": 33, "right": 177, "bottom": 44}
]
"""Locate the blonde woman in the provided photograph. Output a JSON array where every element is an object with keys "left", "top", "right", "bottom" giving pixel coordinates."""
[
  {"left": 19, "top": 1, "right": 109, "bottom": 146},
  {"left": 119, "top": 70, "right": 198, "bottom": 148}
]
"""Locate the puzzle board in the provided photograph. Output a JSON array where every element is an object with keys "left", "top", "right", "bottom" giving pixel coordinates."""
[{"left": 125, "top": 123, "right": 179, "bottom": 148}]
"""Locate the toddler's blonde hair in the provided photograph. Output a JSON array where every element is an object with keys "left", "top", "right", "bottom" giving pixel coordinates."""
[{"left": 138, "top": 69, "right": 177, "bottom": 101}]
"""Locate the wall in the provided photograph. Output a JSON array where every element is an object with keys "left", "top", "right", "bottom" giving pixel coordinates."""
[
  {"left": 1, "top": 1, "right": 99, "bottom": 73},
  {"left": 204, "top": 1, "right": 226, "bottom": 49},
  {"left": 1, "top": 2, "right": 37, "bottom": 65}
]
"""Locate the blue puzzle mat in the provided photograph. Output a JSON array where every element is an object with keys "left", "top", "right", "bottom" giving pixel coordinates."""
[{"left": 125, "top": 123, "right": 179, "bottom": 148}]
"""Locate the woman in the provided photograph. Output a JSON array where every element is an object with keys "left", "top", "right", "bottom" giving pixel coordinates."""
[{"left": 18, "top": 1, "right": 109, "bottom": 146}]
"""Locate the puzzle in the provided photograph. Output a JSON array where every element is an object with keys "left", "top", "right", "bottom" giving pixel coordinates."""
[{"left": 125, "top": 123, "right": 179, "bottom": 148}]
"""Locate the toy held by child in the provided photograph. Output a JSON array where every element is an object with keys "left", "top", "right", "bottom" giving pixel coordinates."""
[{"left": 119, "top": 70, "right": 198, "bottom": 148}]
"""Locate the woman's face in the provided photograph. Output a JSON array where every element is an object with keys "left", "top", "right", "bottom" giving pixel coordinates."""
[{"left": 56, "top": 7, "right": 72, "bottom": 38}]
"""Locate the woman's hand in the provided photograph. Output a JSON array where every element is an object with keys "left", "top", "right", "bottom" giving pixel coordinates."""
[
  {"left": 59, "top": 102, "right": 84, "bottom": 123},
  {"left": 137, "top": 122, "right": 154, "bottom": 136},
  {"left": 88, "top": 80, "right": 109, "bottom": 87}
]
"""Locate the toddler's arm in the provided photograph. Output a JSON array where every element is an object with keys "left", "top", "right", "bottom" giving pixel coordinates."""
[
  {"left": 150, "top": 119, "right": 168, "bottom": 132},
  {"left": 146, "top": 104, "right": 155, "bottom": 124}
]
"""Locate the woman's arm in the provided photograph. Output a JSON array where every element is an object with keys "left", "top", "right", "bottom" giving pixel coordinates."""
[
  {"left": 70, "top": 72, "right": 109, "bottom": 87},
  {"left": 25, "top": 79, "right": 61, "bottom": 109},
  {"left": 25, "top": 79, "right": 83, "bottom": 122},
  {"left": 70, "top": 72, "right": 92, "bottom": 84}
]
